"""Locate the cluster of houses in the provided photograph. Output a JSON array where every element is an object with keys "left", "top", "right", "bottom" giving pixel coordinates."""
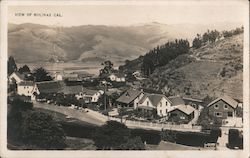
[
  {"left": 8, "top": 71, "right": 104, "bottom": 104},
  {"left": 116, "top": 89, "right": 242, "bottom": 124},
  {"left": 8, "top": 70, "right": 243, "bottom": 125}
]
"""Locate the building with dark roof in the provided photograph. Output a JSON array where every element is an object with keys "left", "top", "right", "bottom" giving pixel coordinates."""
[
  {"left": 35, "top": 81, "right": 63, "bottom": 94},
  {"left": 207, "top": 95, "right": 239, "bottom": 119},
  {"left": 168, "top": 105, "right": 195, "bottom": 124},
  {"left": 116, "top": 89, "right": 144, "bottom": 109}
]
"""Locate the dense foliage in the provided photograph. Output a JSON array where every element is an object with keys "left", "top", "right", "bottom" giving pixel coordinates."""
[
  {"left": 33, "top": 67, "right": 53, "bottom": 82},
  {"left": 21, "top": 111, "right": 66, "bottom": 149},
  {"left": 192, "top": 27, "right": 244, "bottom": 49},
  {"left": 228, "top": 129, "right": 243, "bottom": 149},
  {"left": 142, "top": 39, "right": 190, "bottom": 76},
  {"left": 18, "top": 65, "right": 30, "bottom": 74},
  {"left": 93, "top": 121, "right": 145, "bottom": 150},
  {"left": 99, "top": 60, "right": 115, "bottom": 77},
  {"left": 161, "top": 129, "right": 220, "bottom": 147},
  {"left": 8, "top": 56, "right": 17, "bottom": 75},
  {"left": 8, "top": 98, "right": 66, "bottom": 149}
]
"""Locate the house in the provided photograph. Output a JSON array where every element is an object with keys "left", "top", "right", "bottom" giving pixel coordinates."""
[
  {"left": 54, "top": 71, "right": 64, "bottom": 81},
  {"left": 183, "top": 97, "right": 203, "bottom": 110},
  {"left": 59, "top": 85, "right": 84, "bottom": 99},
  {"left": 17, "top": 81, "right": 36, "bottom": 100},
  {"left": 9, "top": 72, "right": 25, "bottom": 84},
  {"left": 108, "top": 73, "right": 126, "bottom": 82},
  {"left": 207, "top": 95, "right": 239, "bottom": 119},
  {"left": 137, "top": 93, "right": 172, "bottom": 117},
  {"left": 33, "top": 81, "right": 63, "bottom": 97},
  {"left": 116, "top": 89, "right": 144, "bottom": 109},
  {"left": 81, "top": 88, "right": 104, "bottom": 103},
  {"left": 168, "top": 96, "right": 185, "bottom": 106},
  {"left": 168, "top": 104, "right": 195, "bottom": 124}
]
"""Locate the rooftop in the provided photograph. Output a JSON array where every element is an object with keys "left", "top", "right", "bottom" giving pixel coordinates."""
[
  {"left": 168, "top": 96, "right": 185, "bottom": 106},
  {"left": 116, "top": 89, "right": 142, "bottom": 104},
  {"left": 36, "top": 81, "right": 63, "bottom": 94},
  {"left": 207, "top": 95, "right": 239, "bottom": 109},
  {"left": 18, "top": 81, "right": 34, "bottom": 86},
  {"left": 169, "top": 104, "right": 195, "bottom": 115}
]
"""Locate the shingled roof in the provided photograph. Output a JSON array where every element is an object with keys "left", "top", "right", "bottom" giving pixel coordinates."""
[
  {"left": 169, "top": 104, "right": 195, "bottom": 115},
  {"left": 59, "top": 85, "right": 83, "bottom": 94},
  {"left": 168, "top": 96, "right": 185, "bottom": 106},
  {"left": 36, "top": 81, "right": 63, "bottom": 94},
  {"left": 138, "top": 93, "right": 168, "bottom": 107},
  {"left": 18, "top": 81, "right": 34, "bottom": 86},
  {"left": 207, "top": 95, "right": 239, "bottom": 109},
  {"left": 116, "top": 89, "right": 142, "bottom": 104}
]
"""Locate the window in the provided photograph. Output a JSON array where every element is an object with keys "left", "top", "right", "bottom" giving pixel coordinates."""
[
  {"left": 166, "top": 109, "right": 168, "bottom": 113},
  {"left": 147, "top": 101, "right": 149, "bottom": 106},
  {"left": 228, "top": 112, "right": 233, "bottom": 117},
  {"left": 214, "top": 112, "right": 222, "bottom": 117},
  {"left": 160, "top": 102, "right": 162, "bottom": 107},
  {"left": 214, "top": 104, "right": 219, "bottom": 109},
  {"left": 180, "top": 116, "right": 185, "bottom": 120},
  {"left": 224, "top": 104, "right": 228, "bottom": 109},
  {"left": 27, "top": 91, "right": 29, "bottom": 94}
]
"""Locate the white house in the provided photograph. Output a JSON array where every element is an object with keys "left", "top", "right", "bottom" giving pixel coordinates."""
[
  {"left": 54, "top": 72, "right": 64, "bottom": 81},
  {"left": 9, "top": 72, "right": 25, "bottom": 84},
  {"left": 80, "top": 88, "right": 104, "bottom": 103},
  {"left": 137, "top": 93, "right": 172, "bottom": 117},
  {"left": 17, "top": 81, "right": 36, "bottom": 100}
]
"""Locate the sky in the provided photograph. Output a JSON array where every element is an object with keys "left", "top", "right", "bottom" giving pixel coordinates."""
[{"left": 8, "top": 2, "right": 247, "bottom": 27}]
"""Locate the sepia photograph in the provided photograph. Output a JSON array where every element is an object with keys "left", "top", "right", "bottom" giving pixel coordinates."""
[{"left": 0, "top": 0, "right": 249, "bottom": 157}]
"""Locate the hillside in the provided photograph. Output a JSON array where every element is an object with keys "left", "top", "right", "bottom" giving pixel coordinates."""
[
  {"left": 141, "top": 33, "right": 243, "bottom": 100},
  {"left": 8, "top": 22, "right": 240, "bottom": 64}
]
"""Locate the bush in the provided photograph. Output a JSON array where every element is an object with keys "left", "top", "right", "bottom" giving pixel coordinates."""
[
  {"left": 21, "top": 111, "right": 66, "bottom": 149},
  {"left": 228, "top": 129, "right": 243, "bottom": 149}
]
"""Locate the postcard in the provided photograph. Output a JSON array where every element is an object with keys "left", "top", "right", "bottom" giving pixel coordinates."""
[{"left": 0, "top": 0, "right": 249, "bottom": 158}]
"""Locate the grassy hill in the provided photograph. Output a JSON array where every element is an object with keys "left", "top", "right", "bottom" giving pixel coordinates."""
[
  {"left": 141, "top": 33, "right": 243, "bottom": 100},
  {"left": 8, "top": 22, "right": 240, "bottom": 64}
]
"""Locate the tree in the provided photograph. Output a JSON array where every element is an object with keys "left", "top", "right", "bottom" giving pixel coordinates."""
[
  {"left": 93, "top": 121, "right": 131, "bottom": 149},
  {"left": 8, "top": 98, "right": 33, "bottom": 142},
  {"left": 33, "top": 67, "right": 53, "bottom": 82},
  {"left": 192, "top": 34, "right": 203, "bottom": 49},
  {"left": 18, "top": 65, "right": 30, "bottom": 74},
  {"left": 118, "top": 136, "right": 145, "bottom": 150},
  {"left": 8, "top": 56, "right": 17, "bottom": 75},
  {"left": 21, "top": 111, "right": 66, "bottom": 149},
  {"left": 99, "top": 60, "right": 114, "bottom": 77}
]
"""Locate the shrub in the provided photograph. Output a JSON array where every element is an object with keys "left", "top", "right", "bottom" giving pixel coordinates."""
[{"left": 228, "top": 129, "right": 243, "bottom": 149}]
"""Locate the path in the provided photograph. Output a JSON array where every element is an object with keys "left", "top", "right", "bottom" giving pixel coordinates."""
[{"left": 33, "top": 101, "right": 105, "bottom": 126}]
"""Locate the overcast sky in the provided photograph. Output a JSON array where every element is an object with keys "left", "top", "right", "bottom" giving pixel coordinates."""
[{"left": 8, "top": 2, "right": 247, "bottom": 27}]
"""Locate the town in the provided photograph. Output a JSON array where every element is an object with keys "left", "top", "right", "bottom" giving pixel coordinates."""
[{"left": 7, "top": 56, "right": 243, "bottom": 150}]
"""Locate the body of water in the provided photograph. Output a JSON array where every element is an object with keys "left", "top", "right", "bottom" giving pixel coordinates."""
[{"left": 17, "top": 62, "right": 105, "bottom": 76}]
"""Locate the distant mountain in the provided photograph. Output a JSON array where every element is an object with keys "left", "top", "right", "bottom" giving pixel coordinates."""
[
  {"left": 132, "top": 33, "right": 243, "bottom": 100},
  {"left": 8, "top": 22, "right": 241, "bottom": 65}
]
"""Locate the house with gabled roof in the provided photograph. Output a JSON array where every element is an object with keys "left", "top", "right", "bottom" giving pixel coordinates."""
[
  {"left": 81, "top": 88, "right": 104, "bottom": 103},
  {"left": 137, "top": 93, "right": 172, "bottom": 117},
  {"left": 168, "top": 104, "right": 195, "bottom": 124},
  {"left": 17, "top": 81, "right": 36, "bottom": 100},
  {"left": 207, "top": 95, "right": 239, "bottom": 119},
  {"left": 168, "top": 96, "right": 185, "bottom": 106},
  {"left": 116, "top": 89, "right": 144, "bottom": 109},
  {"left": 32, "top": 81, "right": 63, "bottom": 98},
  {"left": 9, "top": 72, "right": 25, "bottom": 84}
]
